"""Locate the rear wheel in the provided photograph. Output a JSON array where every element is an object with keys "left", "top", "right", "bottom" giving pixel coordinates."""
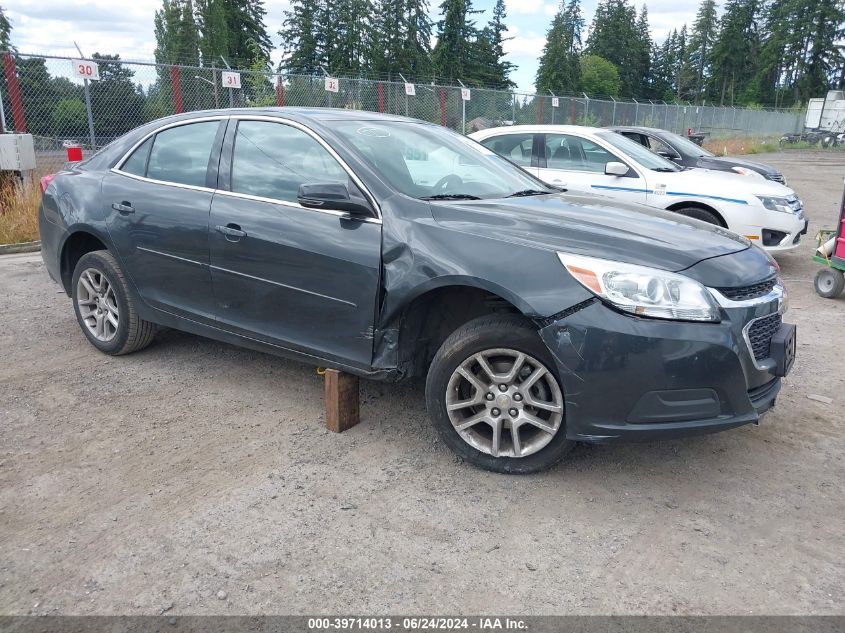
[
  {"left": 814, "top": 268, "right": 845, "bottom": 298},
  {"left": 673, "top": 206, "right": 723, "bottom": 226},
  {"left": 72, "top": 250, "right": 157, "bottom": 355},
  {"left": 425, "top": 314, "right": 572, "bottom": 474}
]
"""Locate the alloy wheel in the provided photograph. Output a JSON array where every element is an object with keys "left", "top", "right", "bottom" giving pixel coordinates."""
[
  {"left": 445, "top": 348, "right": 564, "bottom": 458},
  {"left": 76, "top": 268, "right": 119, "bottom": 342}
]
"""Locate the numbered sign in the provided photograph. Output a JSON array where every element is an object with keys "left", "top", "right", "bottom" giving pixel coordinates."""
[
  {"left": 325, "top": 77, "right": 339, "bottom": 93},
  {"left": 404, "top": 83, "right": 416, "bottom": 96},
  {"left": 552, "top": 97, "right": 559, "bottom": 108},
  {"left": 222, "top": 71, "right": 241, "bottom": 89},
  {"left": 460, "top": 88, "right": 471, "bottom": 101},
  {"left": 70, "top": 59, "right": 99, "bottom": 81}
]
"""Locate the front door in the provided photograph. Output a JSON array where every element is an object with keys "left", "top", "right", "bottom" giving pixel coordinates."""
[
  {"left": 209, "top": 119, "right": 382, "bottom": 367},
  {"left": 537, "top": 133, "right": 648, "bottom": 205},
  {"left": 103, "top": 119, "right": 225, "bottom": 322}
]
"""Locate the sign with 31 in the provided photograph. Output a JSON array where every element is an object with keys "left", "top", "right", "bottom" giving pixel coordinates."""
[
  {"left": 222, "top": 71, "right": 241, "bottom": 89},
  {"left": 552, "top": 97, "right": 559, "bottom": 108},
  {"left": 325, "top": 77, "right": 339, "bottom": 93},
  {"left": 70, "top": 59, "right": 99, "bottom": 81},
  {"left": 460, "top": 88, "right": 471, "bottom": 101},
  {"left": 404, "top": 83, "right": 416, "bottom": 96}
]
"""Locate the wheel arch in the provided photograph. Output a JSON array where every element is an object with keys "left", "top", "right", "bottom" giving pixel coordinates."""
[
  {"left": 664, "top": 200, "right": 728, "bottom": 227},
  {"left": 388, "top": 280, "right": 534, "bottom": 379},
  {"left": 59, "top": 227, "right": 113, "bottom": 294}
]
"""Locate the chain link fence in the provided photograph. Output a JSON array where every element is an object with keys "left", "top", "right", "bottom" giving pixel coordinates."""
[{"left": 0, "top": 52, "right": 804, "bottom": 173}]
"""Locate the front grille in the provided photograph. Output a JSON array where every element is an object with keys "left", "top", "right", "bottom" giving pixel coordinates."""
[
  {"left": 717, "top": 278, "right": 777, "bottom": 301},
  {"left": 768, "top": 173, "right": 785, "bottom": 184},
  {"left": 747, "top": 313, "right": 782, "bottom": 361}
]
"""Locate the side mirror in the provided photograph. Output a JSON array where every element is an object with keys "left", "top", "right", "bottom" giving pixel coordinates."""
[
  {"left": 297, "top": 182, "right": 373, "bottom": 217},
  {"left": 605, "top": 161, "right": 629, "bottom": 176},
  {"left": 657, "top": 149, "right": 680, "bottom": 161}
]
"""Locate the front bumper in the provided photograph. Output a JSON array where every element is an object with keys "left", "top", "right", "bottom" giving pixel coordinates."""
[{"left": 538, "top": 297, "right": 789, "bottom": 444}]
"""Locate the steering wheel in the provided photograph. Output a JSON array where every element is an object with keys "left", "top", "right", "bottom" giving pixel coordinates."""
[{"left": 432, "top": 174, "right": 464, "bottom": 194}]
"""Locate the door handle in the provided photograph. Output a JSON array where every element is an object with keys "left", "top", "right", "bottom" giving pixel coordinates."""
[
  {"left": 112, "top": 201, "right": 135, "bottom": 214},
  {"left": 215, "top": 223, "right": 247, "bottom": 242}
]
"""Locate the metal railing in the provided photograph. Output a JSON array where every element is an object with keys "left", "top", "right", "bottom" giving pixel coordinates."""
[{"left": 0, "top": 52, "right": 804, "bottom": 171}]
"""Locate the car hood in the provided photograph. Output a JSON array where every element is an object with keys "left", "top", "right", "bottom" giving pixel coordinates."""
[
  {"left": 653, "top": 167, "right": 794, "bottom": 198},
  {"left": 695, "top": 155, "right": 781, "bottom": 177},
  {"left": 429, "top": 191, "right": 750, "bottom": 273}
]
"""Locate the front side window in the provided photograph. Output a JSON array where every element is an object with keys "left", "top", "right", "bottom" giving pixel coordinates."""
[
  {"left": 326, "top": 120, "right": 549, "bottom": 199},
  {"left": 146, "top": 121, "right": 220, "bottom": 186},
  {"left": 230, "top": 121, "right": 349, "bottom": 204},
  {"left": 596, "top": 131, "right": 682, "bottom": 172},
  {"left": 544, "top": 134, "right": 618, "bottom": 173},
  {"left": 479, "top": 133, "right": 534, "bottom": 167}
]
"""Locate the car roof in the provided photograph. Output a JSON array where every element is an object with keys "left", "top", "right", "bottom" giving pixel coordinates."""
[
  {"left": 473, "top": 124, "right": 604, "bottom": 136},
  {"left": 610, "top": 125, "right": 672, "bottom": 136},
  {"left": 161, "top": 107, "right": 420, "bottom": 126}
]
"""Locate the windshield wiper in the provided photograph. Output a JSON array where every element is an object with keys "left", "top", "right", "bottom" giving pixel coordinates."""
[
  {"left": 505, "top": 189, "right": 554, "bottom": 198},
  {"left": 421, "top": 193, "right": 482, "bottom": 200},
  {"left": 652, "top": 167, "right": 678, "bottom": 172}
]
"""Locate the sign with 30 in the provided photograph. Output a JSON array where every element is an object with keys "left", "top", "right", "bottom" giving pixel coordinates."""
[
  {"left": 222, "top": 71, "right": 242, "bottom": 89},
  {"left": 70, "top": 59, "right": 99, "bottom": 81},
  {"left": 460, "top": 88, "right": 471, "bottom": 101}
]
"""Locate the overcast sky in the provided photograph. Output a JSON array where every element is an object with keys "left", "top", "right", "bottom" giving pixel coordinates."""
[{"left": 2, "top": 0, "right": 700, "bottom": 91}]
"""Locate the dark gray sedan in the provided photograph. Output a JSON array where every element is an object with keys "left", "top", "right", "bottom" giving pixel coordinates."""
[
  {"left": 39, "top": 108, "right": 795, "bottom": 473},
  {"left": 610, "top": 125, "right": 787, "bottom": 184}
]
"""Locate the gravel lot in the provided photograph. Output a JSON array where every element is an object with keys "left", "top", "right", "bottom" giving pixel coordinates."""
[{"left": 1, "top": 151, "right": 843, "bottom": 616}]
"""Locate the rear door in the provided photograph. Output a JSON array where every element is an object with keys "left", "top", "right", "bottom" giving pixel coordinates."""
[
  {"left": 477, "top": 131, "right": 539, "bottom": 177},
  {"left": 208, "top": 117, "right": 382, "bottom": 367},
  {"left": 537, "top": 133, "right": 648, "bottom": 204},
  {"left": 103, "top": 118, "right": 226, "bottom": 322}
]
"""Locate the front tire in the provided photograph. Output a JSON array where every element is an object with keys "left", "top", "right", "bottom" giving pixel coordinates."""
[
  {"left": 72, "top": 250, "right": 157, "bottom": 355},
  {"left": 425, "top": 314, "right": 573, "bottom": 474},
  {"left": 673, "top": 206, "right": 723, "bottom": 226},
  {"left": 814, "top": 268, "right": 845, "bottom": 299}
]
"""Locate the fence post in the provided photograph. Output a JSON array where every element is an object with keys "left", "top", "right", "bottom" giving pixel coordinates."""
[
  {"left": 439, "top": 89, "right": 446, "bottom": 127},
  {"left": 276, "top": 75, "right": 285, "bottom": 107},
  {"left": 537, "top": 96, "right": 544, "bottom": 124},
  {"left": 512, "top": 92, "right": 516, "bottom": 123},
  {"left": 378, "top": 82, "right": 385, "bottom": 113},
  {"left": 570, "top": 99, "right": 576, "bottom": 124},
  {"left": 2, "top": 52, "right": 26, "bottom": 133},
  {"left": 610, "top": 96, "right": 616, "bottom": 125},
  {"left": 170, "top": 66, "right": 183, "bottom": 114},
  {"left": 583, "top": 93, "right": 590, "bottom": 123}
]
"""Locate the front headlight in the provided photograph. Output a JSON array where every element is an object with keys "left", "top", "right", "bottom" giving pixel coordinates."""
[
  {"left": 755, "top": 195, "right": 793, "bottom": 213},
  {"left": 558, "top": 253, "right": 720, "bottom": 322}
]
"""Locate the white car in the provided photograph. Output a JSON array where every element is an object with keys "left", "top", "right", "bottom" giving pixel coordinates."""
[{"left": 469, "top": 125, "right": 808, "bottom": 253}]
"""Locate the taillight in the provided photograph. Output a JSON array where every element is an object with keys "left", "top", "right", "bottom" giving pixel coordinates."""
[{"left": 39, "top": 174, "right": 56, "bottom": 194}]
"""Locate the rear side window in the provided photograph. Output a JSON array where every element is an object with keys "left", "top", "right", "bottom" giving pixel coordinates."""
[
  {"left": 145, "top": 121, "right": 220, "bottom": 187},
  {"left": 121, "top": 137, "right": 152, "bottom": 177},
  {"left": 230, "top": 121, "right": 348, "bottom": 204},
  {"left": 480, "top": 133, "right": 534, "bottom": 167}
]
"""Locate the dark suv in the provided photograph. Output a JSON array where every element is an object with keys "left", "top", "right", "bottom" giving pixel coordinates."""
[{"left": 39, "top": 109, "right": 796, "bottom": 473}]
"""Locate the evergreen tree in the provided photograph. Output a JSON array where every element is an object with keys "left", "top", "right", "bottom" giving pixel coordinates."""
[
  {"left": 710, "top": 0, "right": 760, "bottom": 104},
  {"left": 634, "top": 5, "right": 652, "bottom": 96},
  {"left": 431, "top": 0, "right": 482, "bottom": 82},
  {"left": 685, "top": 0, "right": 718, "bottom": 103},
  {"left": 536, "top": 0, "right": 583, "bottom": 94},
  {"left": 479, "top": 0, "right": 515, "bottom": 88},
  {"left": 224, "top": 0, "right": 272, "bottom": 66},
  {"left": 279, "top": 0, "right": 322, "bottom": 74},
  {"left": 154, "top": 0, "right": 200, "bottom": 66},
  {"left": 585, "top": 0, "right": 643, "bottom": 96},
  {"left": 196, "top": 0, "right": 229, "bottom": 63},
  {"left": 0, "top": 5, "right": 13, "bottom": 52}
]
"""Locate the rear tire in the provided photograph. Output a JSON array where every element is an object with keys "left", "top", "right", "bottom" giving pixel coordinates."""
[
  {"left": 425, "top": 314, "right": 573, "bottom": 474},
  {"left": 71, "top": 250, "right": 157, "bottom": 355},
  {"left": 673, "top": 206, "right": 723, "bottom": 226},
  {"left": 814, "top": 268, "right": 845, "bottom": 299}
]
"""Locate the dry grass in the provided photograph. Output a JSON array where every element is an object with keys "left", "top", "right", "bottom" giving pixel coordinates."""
[
  {"left": 0, "top": 179, "right": 42, "bottom": 245},
  {"left": 704, "top": 137, "right": 779, "bottom": 156}
]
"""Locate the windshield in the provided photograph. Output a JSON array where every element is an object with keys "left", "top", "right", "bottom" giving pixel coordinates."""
[
  {"left": 662, "top": 131, "right": 714, "bottom": 157},
  {"left": 325, "top": 120, "right": 553, "bottom": 200},
  {"left": 596, "top": 131, "right": 682, "bottom": 172}
]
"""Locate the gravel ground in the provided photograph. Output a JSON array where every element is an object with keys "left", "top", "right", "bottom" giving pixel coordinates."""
[{"left": 0, "top": 151, "right": 843, "bottom": 616}]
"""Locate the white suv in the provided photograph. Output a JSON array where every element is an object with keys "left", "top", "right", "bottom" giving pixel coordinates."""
[{"left": 470, "top": 125, "right": 808, "bottom": 253}]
